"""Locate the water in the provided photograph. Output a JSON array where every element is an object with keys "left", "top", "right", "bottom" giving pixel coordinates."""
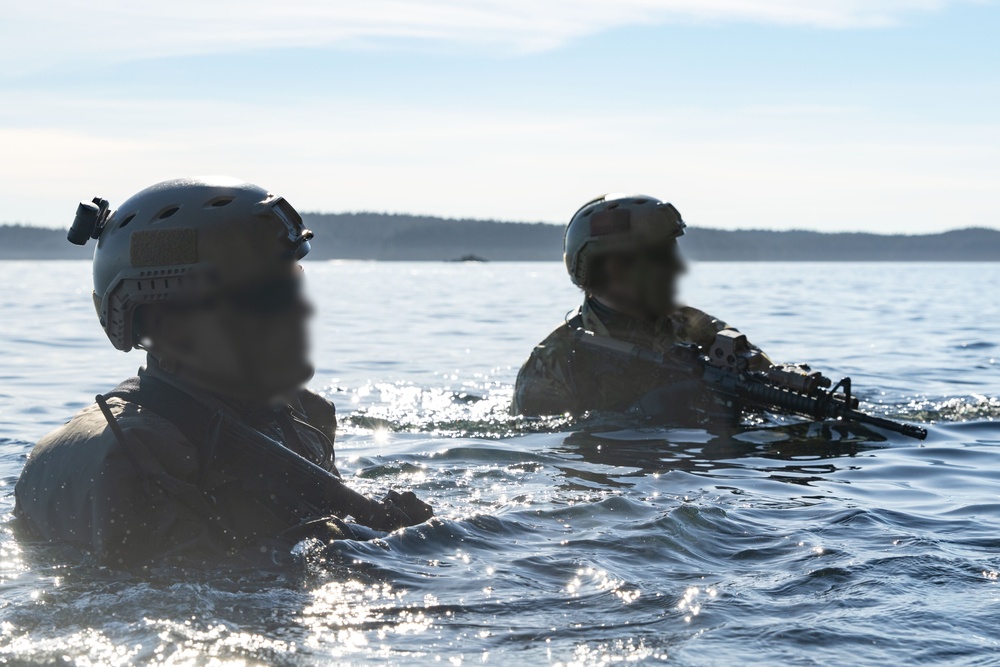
[{"left": 1, "top": 260, "right": 999, "bottom": 666}]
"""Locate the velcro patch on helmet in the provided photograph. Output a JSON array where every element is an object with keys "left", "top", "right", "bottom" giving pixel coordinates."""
[
  {"left": 591, "top": 209, "right": 631, "bottom": 236},
  {"left": 130, "top": 228, "right": 198, "bottom": 267}
]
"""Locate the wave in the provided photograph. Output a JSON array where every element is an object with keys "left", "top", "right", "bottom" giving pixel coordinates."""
[{"left": 331, "top": 381, "right": 997, "bottom": 443}]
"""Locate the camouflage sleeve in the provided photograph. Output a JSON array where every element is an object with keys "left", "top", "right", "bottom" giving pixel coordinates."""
[
  {"left": 511, "top": 329, "right": 580, "bottom": 417},
  {"left": 674, "top": 307, "right": 773, "bottom": 370}
]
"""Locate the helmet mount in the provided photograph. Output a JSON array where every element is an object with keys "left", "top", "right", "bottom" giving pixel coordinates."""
[{"left": 67, "top": 198, "right": 112, "bottom": 246}]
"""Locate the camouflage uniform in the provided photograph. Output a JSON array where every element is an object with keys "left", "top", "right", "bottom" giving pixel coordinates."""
[
  {"left": 512, "top": 298, "right": 771, "bottom": 418},
  {"left": 14, "top": 356, "right": 341, "bottom": 566}
]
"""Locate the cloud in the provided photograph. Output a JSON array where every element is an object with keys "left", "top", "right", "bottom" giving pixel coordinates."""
[
  {"left": 2, "top": 93, "right": 997, "bottom": 233},
  {"left": 0, "top": 0, "right": 986, "bottom": 72}
]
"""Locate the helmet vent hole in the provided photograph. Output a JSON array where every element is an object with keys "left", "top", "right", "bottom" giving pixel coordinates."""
[
  {"left": 607, "top": 203, "right": 619, "bottom": 209},
  {"left": 633, "top": 199, "right": 648, "bottom": 205},
  {"left": 119, "top": 214, "right": 136, "bottom": 229},
  {"left": 157, "top": 207, "right": 180, "bottom": 220},
  {"left": 207, "top": 197, "right": 234, "bottom": 208}
]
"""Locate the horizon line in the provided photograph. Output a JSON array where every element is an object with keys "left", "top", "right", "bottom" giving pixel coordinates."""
[{"left": 2, "top": 216, "right": 998, "bottom": 237}]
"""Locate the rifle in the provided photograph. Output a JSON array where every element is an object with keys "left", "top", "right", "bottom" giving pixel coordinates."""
[{"left": 572, "top": 328, "right": 928, "bottom": 440}]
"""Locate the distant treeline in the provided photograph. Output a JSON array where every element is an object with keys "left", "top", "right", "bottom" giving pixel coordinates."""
[{"left": 1, "top": 213, "right": 998, "bottom": 261}]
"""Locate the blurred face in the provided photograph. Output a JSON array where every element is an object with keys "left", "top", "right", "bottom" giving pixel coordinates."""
[
  {"left": 142, "top": 264, "right": 314, "bottom": 404},
  {"left": 596, "top": 241, "right": 687, "bottom": 319}
]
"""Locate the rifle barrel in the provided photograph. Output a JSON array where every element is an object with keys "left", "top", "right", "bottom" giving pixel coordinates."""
[{"left": 842, "top": 409, "right": 928, "bottom": 440}]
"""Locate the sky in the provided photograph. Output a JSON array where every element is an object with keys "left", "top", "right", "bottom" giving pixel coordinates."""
[{"left": 1, "top": 1, "right": 998, "bottom": 232}]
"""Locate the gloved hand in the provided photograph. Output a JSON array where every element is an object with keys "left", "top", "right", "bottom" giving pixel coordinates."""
[
  {"left": 360, "top": 490, "right": 434, "bottom": 531},
  {"left": 384, "top": 490, "right": 434, "bottom": 524}
]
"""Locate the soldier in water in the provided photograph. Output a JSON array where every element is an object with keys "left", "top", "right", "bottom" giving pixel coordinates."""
[
  {"left": 15, "top": 177, "right": 431, "bottom": 567},
  {"left": 512, "top": 194, "right": 772, "bottom": 421}
]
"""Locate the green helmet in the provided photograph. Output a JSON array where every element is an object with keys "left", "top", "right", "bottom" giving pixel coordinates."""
[
  {"left": 69, "top": 177, "right": 313, "bottom": 352},
  {"left": 564, "top": 194, "right": 685, "bottom": 289}
]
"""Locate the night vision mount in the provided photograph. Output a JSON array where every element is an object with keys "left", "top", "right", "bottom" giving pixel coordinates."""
[{"left": 67, "top": 197, "right": 111, "bottom": 245}]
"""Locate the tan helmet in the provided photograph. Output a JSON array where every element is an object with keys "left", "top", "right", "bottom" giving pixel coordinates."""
[
  {"left": 69, "top": 177, "right": 313, "bottom": 351},
  {"left": 564, "top": 194, "right": 685, "bottom": 289}
]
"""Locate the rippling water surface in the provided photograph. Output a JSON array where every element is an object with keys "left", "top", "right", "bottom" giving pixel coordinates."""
[{"left": 1, "top": 260, "right": 998, "bottom": 666}]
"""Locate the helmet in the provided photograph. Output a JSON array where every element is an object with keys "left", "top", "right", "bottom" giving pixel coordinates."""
[
  {"left": 564, "top": 194, "right": 685, "bottom": 289},
  {"left": 69, "top": 177, "right": 313, "bottom": 351}
]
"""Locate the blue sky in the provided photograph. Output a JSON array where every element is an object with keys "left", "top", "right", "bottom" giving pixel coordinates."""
[{"left": 1, "top": 1, "right": 997, "bottom": 232}]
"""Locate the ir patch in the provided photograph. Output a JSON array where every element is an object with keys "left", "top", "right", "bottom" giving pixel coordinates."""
[
  {"left": 590, "top": 209, "right": 631, "bottom": 236},
  {"left": 130, "top": 228, "right": 198, "bottom": 267}
]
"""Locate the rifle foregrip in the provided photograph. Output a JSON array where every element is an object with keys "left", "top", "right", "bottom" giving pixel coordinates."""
[{"left": 736, "top": 381, "right": 831, "bottom": 419}]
